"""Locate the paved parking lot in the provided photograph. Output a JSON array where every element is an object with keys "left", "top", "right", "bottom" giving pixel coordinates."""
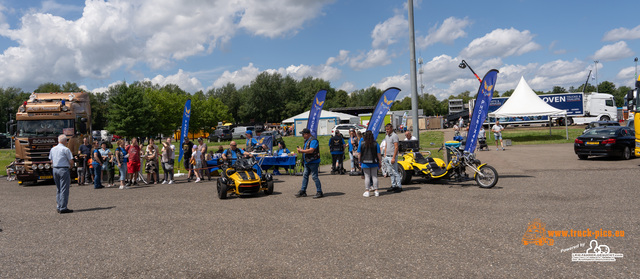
[{"left": 0, "top": 142, "right": 638, "bottom": 277}]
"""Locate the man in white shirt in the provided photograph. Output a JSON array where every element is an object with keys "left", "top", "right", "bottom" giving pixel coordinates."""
[
  {"left": 383, "top": 124, "right": 402, "bottom": 193},
  {"left": 404, "top": 131, "right": 417, "bottom": 141},
  {"left": 49, "top": 134, "right": 75, "bottom": 214},
  {"left": 492, "top": 120, "right": 505, "bottom": 151}
]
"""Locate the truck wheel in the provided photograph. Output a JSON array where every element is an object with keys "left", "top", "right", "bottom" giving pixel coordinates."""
[
  {"left": 599, "top": 115, "right": 610, "bottom": 121},
  {"left": 399, "top": 167, "right": 412, "bottom": 185}
]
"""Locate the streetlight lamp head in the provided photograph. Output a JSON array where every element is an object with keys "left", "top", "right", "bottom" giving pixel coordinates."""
[
  {"left": 635, "top": 57, "right": 638, "bottom": 62},
  {"left": 458, "top": 62, "right": 466, "bottom": 69}
]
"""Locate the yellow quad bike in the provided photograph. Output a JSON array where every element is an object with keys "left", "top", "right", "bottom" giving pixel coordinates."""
[
  {"left": 217, "top": 157, "right": 274, "bottom": 199},
  {"left": 397, "top": 140, "right": 498, "bottom": 188}
]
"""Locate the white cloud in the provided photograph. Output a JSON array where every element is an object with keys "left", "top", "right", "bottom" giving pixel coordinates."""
[
  {"left": 373, "top": 74, "right": 410, "bottom": 99},
  {"left": 147, "top": 69, "right": 203, "bottom": 93},
  {"left": 422, "top": 55, "right": 465, "bottom": 83},
  {"left": 88, "top": 80, "right": 125, "bottom": 94},
  {"left": 338, "top": 81, "right": 356, "bottom": 92},
  {"left": 460, "top": 28, "right": 541, "bottom": 58},
  {"left": 40, "top": 0, "right": 83, "bottom": 15},
  {"left": 603, "top": 25, "right": 640, "bottom": 41},
  {"left": 277, "top": 64, "right": 341, "bottom": 81},
  {"left": 417, "top": 17, "right": 470, "bottom": 49},
  {"left": 210, "top": 62, "right": 341, "bottom": 90},
  {"left": 349, "top": 49, "right": 392, "bottom": 70},
  {"left": 371, "top": 14, "right": 407, "bottom": 49},
  {"left": 326, "top": 50, "right": 350, "bottom": 66},
  {"left": 537, "top": 59, "right": 586, "bottom": 78},
  {"left": 0, "top": 0, "right": 334, "bottom": 91},
  {"left": 238, "top": 0, "right": 335, "bottom": 38},
  {"left": 615, "top": 66, "right": 637, "bottom": 86},
  {"left": 212, "top": 63, "right": 261, "bottom": 89},
  {"left": 592, "top": 41, "right": 634, "bottom": 61}
]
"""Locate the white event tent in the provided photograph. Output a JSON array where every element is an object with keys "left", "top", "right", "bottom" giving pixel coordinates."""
[{"left": 489, "top": 76, "right": 568, "bottom": 139}]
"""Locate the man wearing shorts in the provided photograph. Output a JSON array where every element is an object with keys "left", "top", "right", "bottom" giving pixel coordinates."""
[
  {"left": 492, "top": 120, "right": 505, "bottom": 151},
  {"left": 126, "top": 137, "right": 142, "bottom": 186}
]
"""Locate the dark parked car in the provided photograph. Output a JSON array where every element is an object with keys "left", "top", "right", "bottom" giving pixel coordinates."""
[
  {"left": 582, "top": 121, "right": 619, "bottom": 134},
  {"left": 209, "top": 128, "right": 232, "bottom": 142},
  {"left": 0, "top": 133, "right": 11, "bottom": 148},
  {"left": 574, "top": 126, "right": 635, "bottom": 160}
]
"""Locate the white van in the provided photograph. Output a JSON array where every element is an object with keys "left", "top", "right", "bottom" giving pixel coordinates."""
[{"left": 231, "top": 126, "right": 254, "bottom": 139}]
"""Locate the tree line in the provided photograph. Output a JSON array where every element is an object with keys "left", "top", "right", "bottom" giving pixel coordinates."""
[{"left": 0, "top": 73, "right": 634, "bottom": 138}]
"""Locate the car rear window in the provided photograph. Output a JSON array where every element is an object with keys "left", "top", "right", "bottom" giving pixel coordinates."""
[{"left": 583, "top": 128, "right": 617, "bottom": 136}]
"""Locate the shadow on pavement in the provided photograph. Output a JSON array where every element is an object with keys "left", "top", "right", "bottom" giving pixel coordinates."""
[
  {"left": 75, "top": 206, "right": 116, "bottom": 213},
  {"left": 322, "top": 192, "right": 345, "bottom": 197}
]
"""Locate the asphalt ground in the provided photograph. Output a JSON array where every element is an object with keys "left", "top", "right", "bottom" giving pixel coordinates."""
[{"left": 1, "top": 134, "right": 639, "bottom": 277}]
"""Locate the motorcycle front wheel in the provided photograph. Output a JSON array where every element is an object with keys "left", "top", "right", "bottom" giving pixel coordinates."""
[{"left": 475, "top": 165, "right": 498, "bottom": 188}]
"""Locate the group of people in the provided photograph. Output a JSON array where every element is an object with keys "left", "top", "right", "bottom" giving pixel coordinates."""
[
  {"left": 75, "top": 137, "right": 178, "bottom": 189},
  {"left": 50, "top": 123, "right": 411, "bottom": 214},
  {"left": 294, "top": 123, "right": 405, "bottom": 200}
]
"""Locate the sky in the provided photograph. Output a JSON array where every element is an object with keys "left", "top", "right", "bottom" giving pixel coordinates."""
[{"left": 0, "top": 0, "right": 639, "bottom": 100}]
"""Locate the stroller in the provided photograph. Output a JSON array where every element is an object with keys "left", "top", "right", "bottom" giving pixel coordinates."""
[{"left": 477, "top": 137, "right": 489, "bottom": 151}]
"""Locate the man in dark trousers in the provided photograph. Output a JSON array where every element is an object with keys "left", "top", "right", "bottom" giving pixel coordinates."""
[
  {"left": 295, "top": 128, "right": 323, "bottom": 199},
  {"left": 329, "top": 130, "right": 346, "bottom": 174},
  {"left": 78, "top": 137, "right": 92, "bottom": 185},
  {"left": 182, "top": 137, "right": 194, "bottom": 182},
  {"left": 49, "top": 134, "right": 75, "bottom": 214}
]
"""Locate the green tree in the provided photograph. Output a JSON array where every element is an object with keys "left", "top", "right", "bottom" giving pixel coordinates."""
[
  {"left": 391, "top": 96, "right": 412, "bottom": 111},
  {"left": 34, "top": 82, "right": 62, "bottom": 93},
  {"left": 105, "top": 82, "right": 153, "bottom": 138},
  {"left": 89, "top": 92, "right": 109, "bottom": 130},
  {"left": 597, "top": 81, "right": 616, "bottom": 94},
  {"left": 501, "top": 89, "right": 514, "bottom": 97},
  {"left": 210, "top": 83, "right": 241, "bottom": 123},
  {"left": 0, "top": 87, "right": 28, "bottom": 132},
  {"left": 145, "top": 86, "right": 188, "bottom": 138},
  {"left": 552, "top": 86, "right": 567, "bottom": 93},
  {"left": 614, "top": 86, "right": 632, "bottom": 108}
]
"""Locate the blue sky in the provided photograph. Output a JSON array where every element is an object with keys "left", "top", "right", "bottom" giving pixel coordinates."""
[{"left": 0, "top": 0, "right": 639, "bottom": 100}]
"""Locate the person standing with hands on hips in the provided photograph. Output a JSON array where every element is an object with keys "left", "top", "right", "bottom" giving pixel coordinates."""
[
  {"left": 295, "top": 128, "right": 323, "bottom": 199},
  {"left": 384, "top": 123, "right": 402, "bottom": 193},
  {"left": 492, "top": 120, "right": 505, "bottom": 151},
  {"left": 49, "top": 134, "right": 75, "bottom": 214}
]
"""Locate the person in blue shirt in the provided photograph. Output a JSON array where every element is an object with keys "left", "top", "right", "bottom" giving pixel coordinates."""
[
  {"left": 295, "top": 128, "right": 323, "bottom": 199},
  {"left": 245, "top": 130, "right": 259, "bottom": 152},
  {"left": 329, "top": 130, "right": 346, "bottom": 175},
  {"left": 272, "top": 141, "right": 291, "bottom": 175},
  {"left": 358, "top": 130, "right": 382, "bottom": 197},
  {"left": 222, "top": 141, "right": 250, "bottom": 163},
  {"left": 91, "top": 141, "right": 104, "bottom": 189}
]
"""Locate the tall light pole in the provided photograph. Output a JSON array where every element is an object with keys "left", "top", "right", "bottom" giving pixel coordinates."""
[
  {"left": 418, "top": 57, "right": 424, "bottom": 95},
  {"left": 407, "top": 0, "right": 420, "bottom": 142},
  {"left": 594, "top": 60, "right": 599, "bottom": 93},
  {"left": 635, "top": 57, "right": 638, "bottom": 79}
]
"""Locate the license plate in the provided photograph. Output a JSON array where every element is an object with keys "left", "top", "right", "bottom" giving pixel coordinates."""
[
  {"left": 39, "top": 175, "right": 53, "bottom": 179},
  {"left": 586, "top": 141, "right": 599, "bottom": 145}
]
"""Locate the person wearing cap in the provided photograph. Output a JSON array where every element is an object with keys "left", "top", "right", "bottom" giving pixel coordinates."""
[
  {"left": 295, "top": 128, "right": 323, "bottom": 199},
  {"left": 245, "top": 130, "right": 259, "bottom": 152},
  {"left": 50, "top": 134, "right": 75, "bottom": 214}
]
